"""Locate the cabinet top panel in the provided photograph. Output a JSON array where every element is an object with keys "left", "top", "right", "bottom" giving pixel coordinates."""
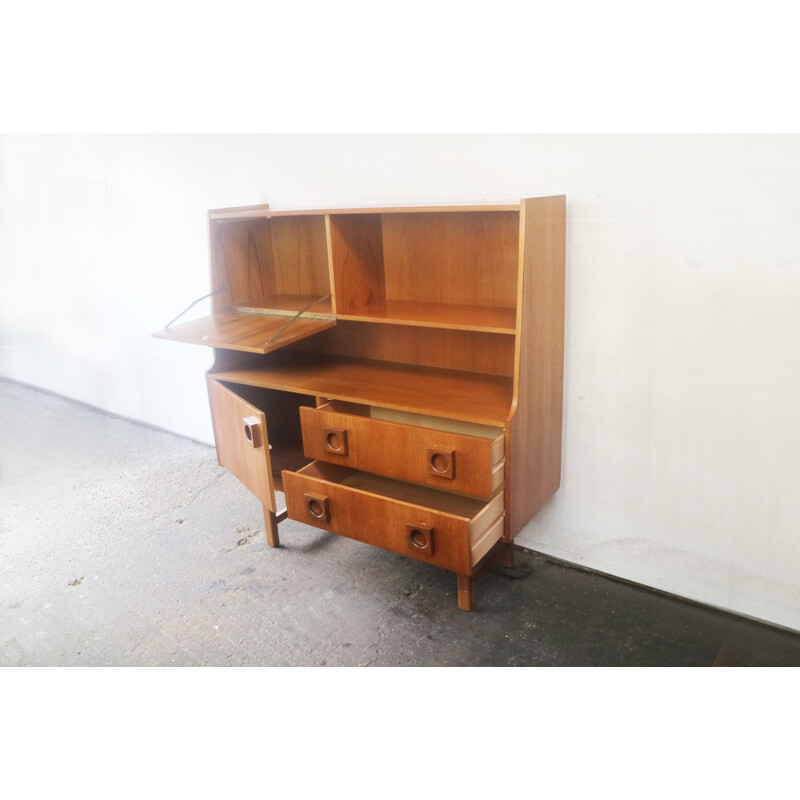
[{"left": 209, "top": 203, "right": 523, "bottom": 220}]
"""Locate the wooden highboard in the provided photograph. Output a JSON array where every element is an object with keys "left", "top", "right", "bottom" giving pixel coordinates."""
[{"left": 154, "top": 197, "right": 566, "bottom": 610}]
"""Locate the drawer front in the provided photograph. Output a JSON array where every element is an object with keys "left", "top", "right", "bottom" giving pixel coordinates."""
[
  {"left": 282, "top": 462, "right": 504, "bottom": 573},
  {"left": 207, "top": 378, "right": 275, "bottom": 509},
  {"left": 300, "top": 404, "right": 504, "bottom": 499}
]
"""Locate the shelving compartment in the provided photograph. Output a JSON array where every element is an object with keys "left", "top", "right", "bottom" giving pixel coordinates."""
[
  {"left": 211, "top": 213, "right": 333, "bottom": 317},
  {"left": 210, "top": 350, "right": 515, "bottom": 427},
  {"left": 329, "top": 210, "right": 520, "bottom": 333},
  {"left": 154, "top": 212, "right": 336, "bottom": 353}
]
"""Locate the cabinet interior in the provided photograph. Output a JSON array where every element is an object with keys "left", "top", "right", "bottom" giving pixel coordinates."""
[
  {"left": 329, "top": 211, "right": 519, "bottom": 332},
  {"left": 211, "top": 215, "right": 332, "bottom": 317},
  {"left": 160, "top": 204, "right": 530, "bottom": 425}
]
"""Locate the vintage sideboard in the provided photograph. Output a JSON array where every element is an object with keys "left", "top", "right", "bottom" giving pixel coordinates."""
[{"left": 155, "top": 197, "right": 565, "bottom": 609}]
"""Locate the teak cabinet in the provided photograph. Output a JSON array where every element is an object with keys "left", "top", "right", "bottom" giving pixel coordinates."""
[{"left": 154, "top": 198, "right": 566, "bottom": 610}]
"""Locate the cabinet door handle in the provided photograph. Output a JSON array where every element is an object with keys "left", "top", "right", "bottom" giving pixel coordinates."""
[
  {"left": 323, "top": 426, "right": 349, "bottom": 456},
  {"left": 242, "top": 416, "right": 263, "bottom": 448},
  {"left": 407, "top": 522, "right": 435, "bottom": 555},
  {"left": 305, "top": 492, "right": 330, "bottom": 523},
  {"left": 427, "top": 448, "right": 454, "bottom": 479}
]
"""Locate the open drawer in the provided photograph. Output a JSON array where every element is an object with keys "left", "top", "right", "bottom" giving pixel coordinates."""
[
  {"left": 300, "top": 401, "right": 505, "bottom": 500},
  {"left": 282, "top": 461, "right": 504, "bottom": 574}
]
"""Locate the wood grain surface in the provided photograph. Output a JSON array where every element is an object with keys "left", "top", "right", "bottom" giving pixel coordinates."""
[
  {"left": 211, "top": 351, "right": 514, "bottom": 425},
  {"left": 506, "top": 195, "right": 566, "bottom": 537},
  {"left": 300, "top": 402, "right": 505, "bottom": 499}
]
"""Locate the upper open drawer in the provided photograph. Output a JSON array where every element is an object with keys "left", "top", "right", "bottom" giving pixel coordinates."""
[{"left": 300, "top": 401, "right": 505, "bottom": 500}]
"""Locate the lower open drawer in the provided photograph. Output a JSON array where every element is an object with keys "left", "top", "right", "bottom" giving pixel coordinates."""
[{"left": 282, "top": 462, "right": 504, "bottom": 574}]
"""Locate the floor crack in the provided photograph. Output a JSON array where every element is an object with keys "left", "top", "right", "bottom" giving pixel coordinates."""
[
  {"left": 177, "top": 471, "right": 224, "bottom": 509},
  {"left": 360, "top": 625, "right": 386, "bottom": 667}
]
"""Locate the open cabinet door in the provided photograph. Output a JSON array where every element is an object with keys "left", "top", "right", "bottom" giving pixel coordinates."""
[
  {"left": 207, "top": 378, "right": 276, "bottom": 511},
  {"left": 154, "top": 311, "right": 335, "bottom": 353}
]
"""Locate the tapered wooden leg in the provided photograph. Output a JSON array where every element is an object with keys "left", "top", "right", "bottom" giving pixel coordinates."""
[
  {"left": 457, "top": 574, "right": 474, "bottom": 611},
  {"left": 264, "top": 506, "right": 280, "bottom": 548}
]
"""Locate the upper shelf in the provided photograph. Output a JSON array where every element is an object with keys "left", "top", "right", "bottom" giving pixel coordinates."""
[
  {"left": 153, "top": 312, "right": 335, "bottom": 354},
  {"left": 336, "top": 300, "right": 516, "bottom": 334}
]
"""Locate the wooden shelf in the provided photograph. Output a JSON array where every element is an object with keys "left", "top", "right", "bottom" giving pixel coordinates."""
[
  {"left": 153, "top": 312, "right": 336, "bottom": 354},
  {"left": 337, "top": 300, "right": 516, "bottom": 333},
  {"left": 227, "top": 293, "right": 333, "bottom": 319},
  {"left": 211, "top": 352, "right": 513, "bottom": 426}
]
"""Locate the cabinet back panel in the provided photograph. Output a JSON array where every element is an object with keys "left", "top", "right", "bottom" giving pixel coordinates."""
[
  {"left": 381, "top": 212, "right": 520, "bottom": 308},
  {"left": 211, "top": 219, "right": 275, "bottom": 309},
  {"left": 292, "top": 321, "right": 515, "bottom": 377},
  {"left": 329, "top": 215, "right": 386, "bottom": 313},
  {"left": 270, "top": 216, "right": 331, "bottom": 297}
]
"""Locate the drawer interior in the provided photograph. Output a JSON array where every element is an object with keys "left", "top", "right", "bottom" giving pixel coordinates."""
[
  {"left": 288, "top": 461, "right": 505, "bottom": 570},
  {"left": 296, "top": 461, "right": 489, "bottom": 518},
  {"left": 320, "top": 400, "right": 503, "bottom": 441}
]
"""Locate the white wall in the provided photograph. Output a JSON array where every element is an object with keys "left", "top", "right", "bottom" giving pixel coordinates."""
[{"left": 2, "top": 133, "right": 799, "bottom": 630}]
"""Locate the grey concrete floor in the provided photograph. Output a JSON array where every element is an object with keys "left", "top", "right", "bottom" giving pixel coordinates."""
[{"left": 3, "top": 377, "right": 800, "bottom": 667}]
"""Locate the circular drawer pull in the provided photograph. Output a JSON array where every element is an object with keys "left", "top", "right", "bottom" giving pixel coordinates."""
[
  {"left": 304, "top": 492, "right": 330, "bottom": 523},
  {"left": 427, "top": 448, "right": 454, "bottom": 479},
  {"left": 407, "top": 522, "right": 435, "bottom": 555},
  {"left": 323, "top": 426, "right": 349, "bottom": 456}
]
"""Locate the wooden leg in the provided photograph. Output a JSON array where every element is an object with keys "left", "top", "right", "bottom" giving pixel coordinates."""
[
  {"left": 497, "top": 541, "right": 515, "bottom": 568},
  {"left": 457, "top": 574, "right": 474, "bottom": 611},
  {"left": 264, "top": 506, "right": 281, "bottom": 548}
]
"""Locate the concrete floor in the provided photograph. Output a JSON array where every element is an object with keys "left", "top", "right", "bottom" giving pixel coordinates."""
[{"left": 3, "top": 378, "right": 800, "bottom": 667}]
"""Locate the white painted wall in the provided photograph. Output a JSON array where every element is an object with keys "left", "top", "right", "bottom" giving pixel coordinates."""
[{"left": 2, "top": 134, "right": 799, "bottom": 630}]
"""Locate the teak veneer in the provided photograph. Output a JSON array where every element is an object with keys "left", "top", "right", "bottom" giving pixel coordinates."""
[{"left": 155, "top": 198, "right": 566, "bottom": 610}]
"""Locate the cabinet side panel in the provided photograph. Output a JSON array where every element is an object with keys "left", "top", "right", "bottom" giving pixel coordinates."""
[{"left": 506, "top": 196, "right": 566, "bottom": 538}]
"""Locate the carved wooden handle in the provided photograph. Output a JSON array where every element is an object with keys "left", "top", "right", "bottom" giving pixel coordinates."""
[
  {"left": 242, "top": 416, "right": 262, "bottom": 448},
  {"left": 305, "top": 492, "right": 330, "bottom": 523},
  {"left": 427, "top": 448, "right": 454, "bottom": 479},
  {"left": 407, "top": 522, "right": 435, "bottom": 555},
  {"left": 323, "top": 426, "right": 349, "bottom": 456}
]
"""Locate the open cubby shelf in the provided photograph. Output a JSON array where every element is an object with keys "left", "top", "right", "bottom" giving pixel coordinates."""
[
  {"left": 328, "top": 210, "right": 520, "bottom": 333},
  {"left": 158, "top": 205, "right": 522, "bottom": 349}
]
